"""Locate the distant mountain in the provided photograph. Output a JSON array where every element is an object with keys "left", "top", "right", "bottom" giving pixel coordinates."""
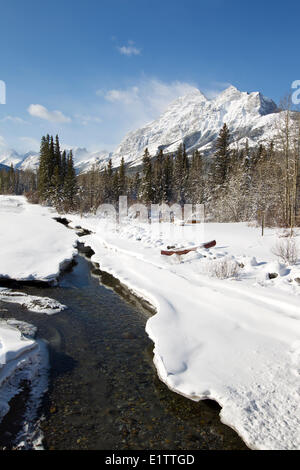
[
  {"left": 0, "top": 149, "right": 40, "bottom": 172},
  {"left": 0, "top": 85, "right": 285, "bottom": 174},
  {"left": 0, "top": 147, "right": 112, "bottom": 174},
  {"left": 61, "top": 147, "right": 112, "bottom": 174},
  {"left": 0, "top": 149, "right": 25, "bottom": 168},
  {"left": 18, "top": 151, "right": 40, "bottom": 171}
]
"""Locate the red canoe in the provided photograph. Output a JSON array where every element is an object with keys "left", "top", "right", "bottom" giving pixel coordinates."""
[{"left": 161, "top": 240, "right": 216, "bottom": 256}]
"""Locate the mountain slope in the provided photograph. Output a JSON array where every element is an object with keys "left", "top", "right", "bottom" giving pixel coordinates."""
[
  {"left": 111, "top": 85, "right": 280, "bottom": 168},
  {"left": 0, "top": 150, "right": 40, "bottom": 172},
  {"left": 0, "top": 149, "right": 25, "bottom": 168},
  {"left": 61, "top": 147, "right": 112, "bottom": 174}
]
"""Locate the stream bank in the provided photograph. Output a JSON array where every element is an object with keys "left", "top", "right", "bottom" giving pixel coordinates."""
[{"left": 0, "top": 252, "right": 247, "bottom": 450}]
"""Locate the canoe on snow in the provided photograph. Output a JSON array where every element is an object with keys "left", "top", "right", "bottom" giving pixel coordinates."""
[{"left": 161, "top": 240, "right": 216, "bottom": 256}]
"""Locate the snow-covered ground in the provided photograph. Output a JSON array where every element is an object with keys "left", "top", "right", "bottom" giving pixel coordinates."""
[
  {"left": 0, "top": 195, "right": 76, "bottom": 447},
  {"left": 0, "top": 285, "right": 65, "bottom": 447},
  {"left": 65, "top": 212, "right": 300, "bottom": 450},
  {"left": 0, "top": 195, "right": 77, "bottom": 283},
  {"left": 0, "top": 195, "right": 299, "bottom": 450},
  {"left": 0, "top": 318, "right": 49, "bottom": 449}
]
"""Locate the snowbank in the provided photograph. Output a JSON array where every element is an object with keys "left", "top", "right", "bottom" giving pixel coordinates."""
[
  {"left": 0, "top": 195, "right": 77, "bottom": 283},
  {"left": 0, "top": 195, "right": 73, "bottom": 447},
  {"left": 0, "top": 319, "right": 48, "bottom": 448},
  {"left": 66, "top": 214, "right": 300, "bottom": 450},
  {"left": 0, "top": 288, "right": 66, "bottom": 315}
]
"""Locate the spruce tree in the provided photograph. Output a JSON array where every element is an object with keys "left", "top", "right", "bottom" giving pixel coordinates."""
[
  {"left": 162, "top": 154, "right": 173, "bottom": 203},
  {"left": 140, "top": 148, "right": 153, "bottom": 204},
  {"left": 104, "top": 158, "right": 114, "bottom": 202},
  {"left": 173, "top": 144, "right": 189, "bottom": 205},
  {"left": 63, "top": 150, "right": 77, "bottom": 210},
  {"left": 188, "top": 149, "right": 204, "bottom": 204},
  {"left": 38, "top": 136, "right": 50, "bottom": 200},
  {"left": 61, "top": 150, "right": 67, "bottom": 182},
  {"left": 130, "top": 171, "right": 141, "bottom": 201},
  {"left": 54, "top": 135, "right": 62, "bottom": 169},
  {"left": 118, "top": 157, "right": 126, "bottom": 195},
  {"left": 112, "top": 170, "right": 119, "bottom": 203},
  {"left": 153, "top": 149, "right": 164, "bottom": 204},
  {"left": 213, "top": 123, "right": 231, "bottom": 190},
  {"left": 8, "top": 164, "right": 15, "bottom": 193},
  {"left": 48, "top": 135, "right": 55, "bottom": 180},
  {"left": 51, "top": 165, "right": 62, "bottom": 208}
]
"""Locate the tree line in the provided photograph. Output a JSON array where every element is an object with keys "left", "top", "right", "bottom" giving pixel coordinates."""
[
  {"left": 0, "top": 134, "right": 77, "bottom": 212},
  {"left": 77, "top": 113, "right": 300, "bottom": 228},
  {"left": 0, "top": 164, "right": 37, "bottom": 195},
  {"left": 1, "top": 107, "right": 299, "bottom": 228}
]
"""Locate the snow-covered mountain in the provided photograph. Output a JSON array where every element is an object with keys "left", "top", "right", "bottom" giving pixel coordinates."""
[
  {"left": 0, "top": 149, "right": 26, "bottom": 168},
  {"left": 0, "top": 147, "right": 112, "bottom": 174},
  {"left": 111, "top": 85, "right": 280, "bottom": 168},
  {"left": 61, "top": 147, "right": 112, "bottom": 174},
  {"left": 0, "top": 150, "right": 40, "bottom": 171},
  {"left": 18, "top": 151, "right": 40, "bottom": 171},
  {"left": 0, "top": 85, "right": 284, "bottom": 173}
]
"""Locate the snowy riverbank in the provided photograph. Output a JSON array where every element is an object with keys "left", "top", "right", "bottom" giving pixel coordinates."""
[
  {"left": 65, "top": 212, "right": 300, "bottom": 450},
  {"left": 0, "top": 316, "right": 49, "bottom": 449},
  {"left": 0, "top": 195, "right": 75, "bottom": 447},
  {"left": 0, "top": 286, "right": 66, "bottom": 447},
  {"left": 0, "top": 195, "right": 299, "bottom": 449},
  {"left": 0, "top": 196, "right": 77, "bottom": 283}
]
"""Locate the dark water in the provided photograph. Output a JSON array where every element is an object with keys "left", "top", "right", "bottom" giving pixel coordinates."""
[{"left": 0, "top": 255, "right": 247, "bottom": 450}]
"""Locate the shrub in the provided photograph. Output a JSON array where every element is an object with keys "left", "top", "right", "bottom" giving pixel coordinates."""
[
  {"left": 272, "top": 238, "right": 299, "bottom": 265},
  {"left": 207, "top": 257, "right": 241, "bottom": 279}
]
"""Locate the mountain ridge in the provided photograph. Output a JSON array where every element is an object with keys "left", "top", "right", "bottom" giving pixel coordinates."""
[
  {"left": 0, "top": 85, "right": 283, "bottom": 173},
  {"left": 110, "top": 85, "right": 280, "bottom": 168}
]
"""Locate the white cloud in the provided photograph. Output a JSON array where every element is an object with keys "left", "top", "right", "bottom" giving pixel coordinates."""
[
  {"left": 104, "top": 86, "right": 140, "bottom": 105},
  {"left": 28, "top": 104, "right": 71, "bottom": 123},
  {"left": 1, "top": 115, "right": 28, "bottom": 124},
  {"left": 74, "top": 114, "right": 102, "bottom": 126},
  {"left": 117, "top": 41, "right": 141, "bottom": 56},
  {"left": 95, "top": 78, "right": 198, "bottom": 141},
  {"left": 100, "top": 78, "right": 197, "bottom": 120}
]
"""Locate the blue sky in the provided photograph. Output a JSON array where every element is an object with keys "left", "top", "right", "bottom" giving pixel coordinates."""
[{"left": 0, "top": 0, "right": 299, "bottom": 154}]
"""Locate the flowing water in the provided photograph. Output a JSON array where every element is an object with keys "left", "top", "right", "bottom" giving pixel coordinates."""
[{"left": 0, "top": 253, "right": 247, "bottom": 450}]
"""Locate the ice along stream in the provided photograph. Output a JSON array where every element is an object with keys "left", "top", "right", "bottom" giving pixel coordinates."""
[{"left": 0, "top": 250, "right": 247, "bottom": 450}]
